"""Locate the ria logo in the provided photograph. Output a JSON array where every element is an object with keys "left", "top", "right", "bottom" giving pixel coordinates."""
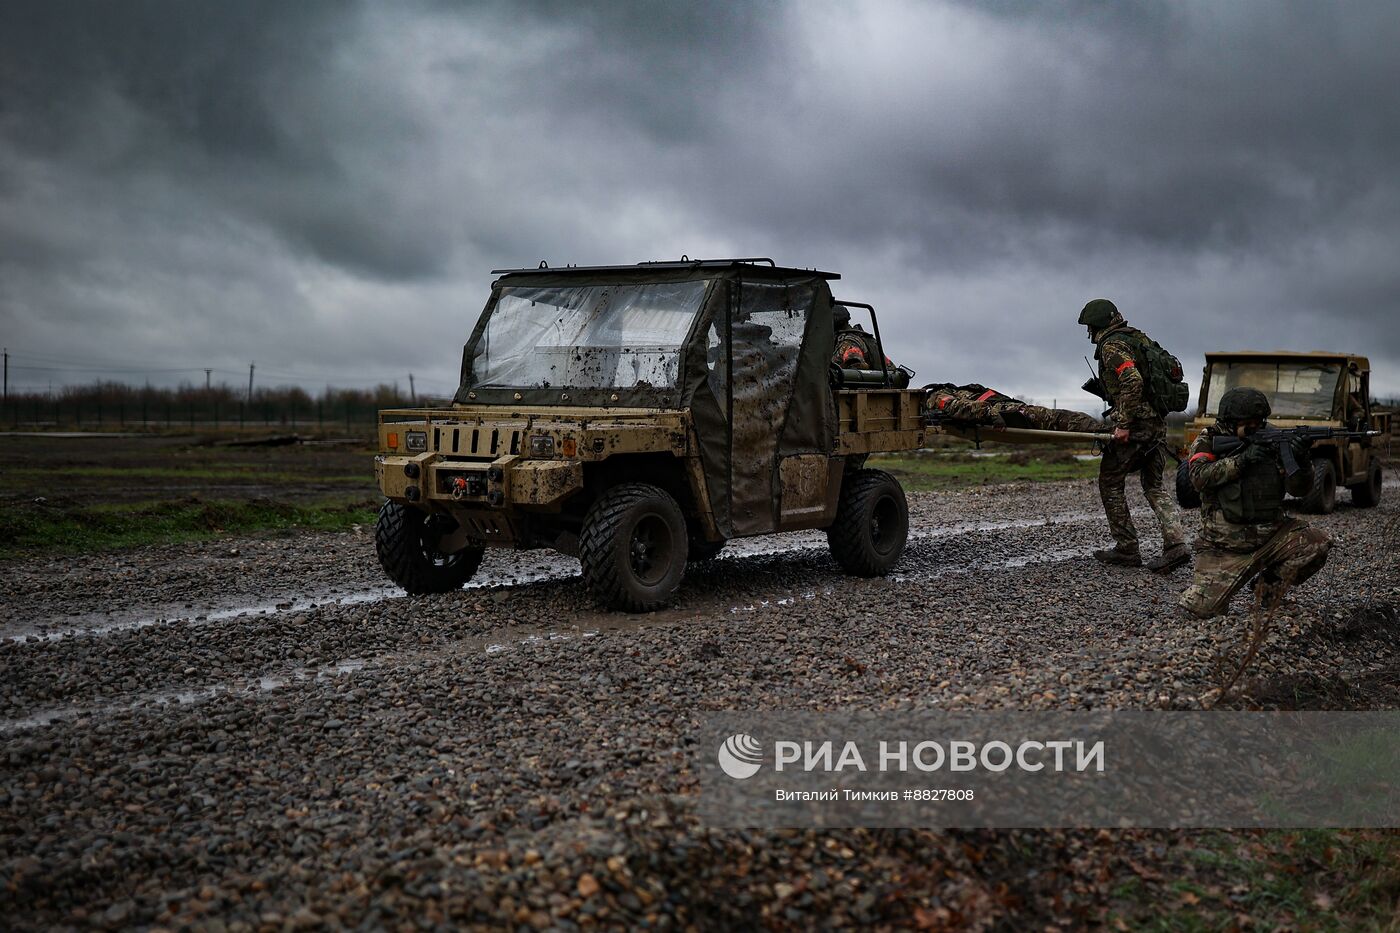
[{"left": 717, "top": 733, "right": 763, "bottom": 780}]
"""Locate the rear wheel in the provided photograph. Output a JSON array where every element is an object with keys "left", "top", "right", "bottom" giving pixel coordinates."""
[
  {"left": 375, "top": 501, "right": 483, "bottom": 594},
  {"left": 1175, "top": 460, "right": 1201, "bottom": 509},
  {"left": 1348, "top": 460, "right": 1384, "bottom": 508},
  {"left": 1298, "top": 458, "right": 1337, "bottom": 514},
  {"left": 580, "top": 483, "right": 688, "bottom": 611},
  {"left": 827, "top": 469, "right": 909, "bottom": 576}
]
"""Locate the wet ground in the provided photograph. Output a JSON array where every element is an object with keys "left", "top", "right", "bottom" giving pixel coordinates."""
[{"left": 2, "top": 477, "right": 1399, "bottom": 928}]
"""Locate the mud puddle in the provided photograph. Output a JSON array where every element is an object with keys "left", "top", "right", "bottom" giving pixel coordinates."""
[
  {"left": 715, "top": 510, "right": 1101, "bottom": 562},
  {"left": 0, "top": 657, "right": 376, "bottom": 734},
  {"left": 2, "top": 588, "right": 404, "bottom": 644},
  {"left": 2, "top": 560, "right": 582, "bottom": 644},
  {"left": 0, "top": 538, "right": 1119, "bottom": 733},
  {"left": 0, "top": 617, "right": 639, "bottom": 733},
  {"left": 1, "top": 508, "right": 1120, "bottom": 645}
]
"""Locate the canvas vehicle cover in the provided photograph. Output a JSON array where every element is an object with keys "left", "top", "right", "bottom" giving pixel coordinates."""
[{"left": 454, "top": 261, "right": 839, "bottom": 537}]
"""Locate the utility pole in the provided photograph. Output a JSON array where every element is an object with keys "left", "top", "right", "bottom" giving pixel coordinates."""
[
  {"left": 3, "top": 347, "right": 7, "bottom": 402},
  {"left": 409, "top": 373, "right": 416, "bottom": 405},
  {"left": 205, "top": 369, "right": 212, "bottom": 390},
  {"left": 247, "top": 363, "right": 255, "bottom": 403}
]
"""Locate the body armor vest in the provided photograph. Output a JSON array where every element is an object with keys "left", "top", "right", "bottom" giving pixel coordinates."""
[{"left": 1216, "top": 453, "right": 1286, "bottom": 524}]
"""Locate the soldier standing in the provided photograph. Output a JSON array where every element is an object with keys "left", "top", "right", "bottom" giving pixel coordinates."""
[
  {"left": 1079, "top": 299, "right": 1190, "bottom": 572},
  {"left": 1179, "top": 387, "right": 1331, "bottom": 617}
]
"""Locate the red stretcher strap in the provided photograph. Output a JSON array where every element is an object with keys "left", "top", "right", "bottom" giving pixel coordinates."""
[{"left": 975, "top": 389, "right": 997, "bottom": 402}]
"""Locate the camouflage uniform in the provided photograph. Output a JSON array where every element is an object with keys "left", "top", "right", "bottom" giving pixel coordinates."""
[
  {"left": 834, "top": 326, "right": 889, "bottom": 370},
  {"left": 1179, "top": 427, "right": 1330, "bottom": 618},
  {"left": 1094, "top": 322, "right": 1185, "bottom": 557},
  {"left": 926, "top": 384, "right": 1104, "bottom": 433}
]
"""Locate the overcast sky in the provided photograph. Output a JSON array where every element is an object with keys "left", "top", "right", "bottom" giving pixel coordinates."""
[{"left": 3, "top": 0, "right": 1399, "bottom": 404}]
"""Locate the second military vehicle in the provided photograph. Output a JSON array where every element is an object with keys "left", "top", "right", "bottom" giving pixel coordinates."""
[
  {"left": 373, "top": 259, "right": 926, "bottom": 611},
  {"left": 1176, "top": 351, "right": 1392, "bottom": 512}
]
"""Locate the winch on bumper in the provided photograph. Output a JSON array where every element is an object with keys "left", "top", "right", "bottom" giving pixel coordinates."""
[{"left": 375, "top": 448, "right": 584, "bottom": 509}]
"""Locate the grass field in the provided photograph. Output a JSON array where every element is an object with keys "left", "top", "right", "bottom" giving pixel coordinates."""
[
  {"left": 1108, "top": 829, "right": 1400, "bottom": 931},
  {"left": 0, "top": 497, "right": 380, "bottom": 558},
  {"left": 0, "top": 433, "right": 380, "bottom": 558}
]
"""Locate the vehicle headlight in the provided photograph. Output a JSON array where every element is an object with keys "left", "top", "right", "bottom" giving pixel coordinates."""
[
  {"left": 406, "top": 430, "right": 428, "bottom": 452},
  {"left": 529, "top": 434, "right": 555, "bottom": 456}
]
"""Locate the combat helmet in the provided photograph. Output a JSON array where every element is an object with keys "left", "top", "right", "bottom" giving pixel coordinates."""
[
  {"left": 1217, "top": 386, "right": 1271, "bottom": 424},
  {"left": 1077, "top": 298, "right": 1121, "bottom": 330}
]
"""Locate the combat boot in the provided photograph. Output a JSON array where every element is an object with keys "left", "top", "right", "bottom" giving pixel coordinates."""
[
  {"left": 1145, "top": 542, "right": 1191, "bottom": 574},
  {"left": 1093, "top": 545, "right": 1142, "bottom": 567}
]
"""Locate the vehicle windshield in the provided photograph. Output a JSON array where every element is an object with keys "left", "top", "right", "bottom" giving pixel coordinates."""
[
  {"left": 470, "top": 281, "right": 708, "bottom": 389},
  {"left": 1205, "top": 360, "right": 1341, "bottom": 419}
]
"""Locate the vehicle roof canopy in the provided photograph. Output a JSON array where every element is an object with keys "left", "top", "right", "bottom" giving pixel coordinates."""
[
  {"left": 1205, "top": 350, "right": 1370, "bottom": 369},
  {"left": 489, "top": 258, "right": 840, "bottom": 284}
]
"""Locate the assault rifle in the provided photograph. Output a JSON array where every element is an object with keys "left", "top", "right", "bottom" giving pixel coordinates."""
[
  {"left": 1209, "top": 427, "right": 1380, "bottom": 477},
  {"left": 1082, "top": 356, "right": 1108, "bottom": 401}
]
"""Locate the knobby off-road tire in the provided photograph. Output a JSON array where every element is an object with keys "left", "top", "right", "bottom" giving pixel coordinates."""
[
  {"left": 1175, "top": 460, "right": 1201, "bottom": 509},
  {"left": 1348, "top": 460, "right": 1383, "bottom": 508},
  {"left": 375, "top": 501, "right": 483, "bottom": 595},
  {"left": 827, "top": 469, "right": 909, "bottom": 576},
  {"left": 580, "top": 483, "right": 689, "bottom": 611},
  {"left": 1298, "top": 458, "right": 1337, "bottom": 514}
]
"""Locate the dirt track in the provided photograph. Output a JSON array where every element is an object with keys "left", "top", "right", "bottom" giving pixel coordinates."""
[{"left": 2, "top": 478, "right": 1399, "bottom": 928}]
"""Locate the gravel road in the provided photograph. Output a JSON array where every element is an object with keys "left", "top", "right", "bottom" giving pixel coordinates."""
[{"left": 3, "top": 478, "right": 1398, "bottom": 928}]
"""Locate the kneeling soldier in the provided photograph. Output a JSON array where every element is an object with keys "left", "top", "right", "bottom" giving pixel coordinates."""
[{"left": 1179, "top": 386, "right": 1331, "bottom": 618}]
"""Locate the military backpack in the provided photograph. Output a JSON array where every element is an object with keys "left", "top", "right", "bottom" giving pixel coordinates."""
[{"left": 1103, "top": 327, "right": 1190, "bottom": 416}]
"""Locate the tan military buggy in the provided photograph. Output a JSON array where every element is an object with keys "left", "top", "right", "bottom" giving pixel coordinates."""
[
  {"left": 373, "top": 259, "right": 925, "bottom": 611},
  {"left": 1176, "top": 351, "right": 1393, "bottom": 513}
]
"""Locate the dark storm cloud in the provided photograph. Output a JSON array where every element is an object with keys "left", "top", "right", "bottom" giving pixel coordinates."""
[
  {"left": 2, "top": 0, "right": 1398, "bottom": 398},
  {"left": 0, "top": 0, "right": 434, "bottom": 279}
]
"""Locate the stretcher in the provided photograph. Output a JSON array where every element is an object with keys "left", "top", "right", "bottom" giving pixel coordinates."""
[
  {"left": 925, "top": 402, "right": 1113, "bottom": 447},
  {"left": 931, "top": 421, "right": 1113, "bottom": 448},
  {"left": 929, "top": 423, "right": 1114, "bottom": 448}
]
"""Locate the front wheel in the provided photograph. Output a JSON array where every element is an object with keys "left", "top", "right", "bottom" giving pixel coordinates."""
[
  {"left": 375, "top": 502, "right": 483, "bottom": 594},
  {"left": 1175, "top": 460, "right": 1201, "bottom": 509},
  {"left": 1348, "top": 460, "right": 1383, "bottom": 508},
  {"left": 580, "top": 483, "right": 689, "bottom": 611},
  {"left": 1298, "top": 458, "right": 1337, "bottom": 514},
  {"left": 827, "top": 469, "right": 909, "bottom": 576}
]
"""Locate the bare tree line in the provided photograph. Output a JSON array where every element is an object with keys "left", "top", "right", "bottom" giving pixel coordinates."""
[{"left": 3, "top": 381, "right": 444, "bottom": 430}]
